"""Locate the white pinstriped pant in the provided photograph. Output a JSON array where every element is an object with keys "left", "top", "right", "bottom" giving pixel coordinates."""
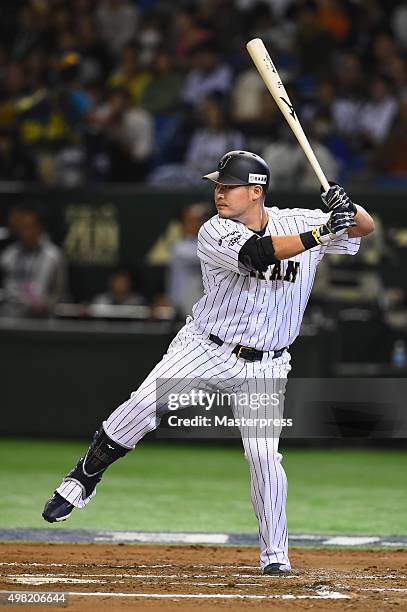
[{"left": 57, "top": 319, "right": 292, "bottom": 569}]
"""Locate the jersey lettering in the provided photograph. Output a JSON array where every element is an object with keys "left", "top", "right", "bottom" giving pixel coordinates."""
[
  {"left": 283, "top": 261, "right": 300, "bottom": 283},
  {"left": 250, "top": 260, "right": 298, "bottom": 283},
  {"left": 250, "top": 269, "right": 266, "bottom": 280},
  {"left": 269, "top": 261, "right": 282, "bottom": 281}
]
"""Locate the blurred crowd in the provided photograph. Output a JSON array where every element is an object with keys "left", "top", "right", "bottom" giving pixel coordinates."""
[
  {"left": 0, "top": 0, "right": 406, "bottom": 188},
  {"left": 0, "top": 202, "right": 211, "bottom": 319}
]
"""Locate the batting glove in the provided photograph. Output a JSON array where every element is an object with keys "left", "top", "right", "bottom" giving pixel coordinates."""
[
  {"left": 320, "top": 181, "right": 357, "bottom": 215},
  {"left": 314, "top": 208, "right": 357, "bottom": 244}
]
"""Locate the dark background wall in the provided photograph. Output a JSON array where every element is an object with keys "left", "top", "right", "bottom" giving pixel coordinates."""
[{"left": 1, "top": 186, "right": 406, "bottom": 300}]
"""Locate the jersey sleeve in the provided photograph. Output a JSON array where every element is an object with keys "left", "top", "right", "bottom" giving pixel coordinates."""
[
  {"left": 197, "top": 216, "right": 255, "bottom": 274},
  {"left": 301, "top": 208, "right": 361, "bottom": 256}
]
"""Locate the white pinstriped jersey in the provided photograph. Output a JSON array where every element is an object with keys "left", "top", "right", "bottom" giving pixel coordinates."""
[{"left": 193, "top": 206, "right": 360, "bottom": 351}]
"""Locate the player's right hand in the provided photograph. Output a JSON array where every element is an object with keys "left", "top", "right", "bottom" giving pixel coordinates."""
[{"left": 320, "top": 182, "right": 357, "bottom": 215}]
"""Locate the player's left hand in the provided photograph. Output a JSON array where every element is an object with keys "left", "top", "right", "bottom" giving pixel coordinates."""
[
  {"left": 321, "top": 181, "right": 357, "bottom": 215},
  {"left": 325, "top": 207, "right": 357, "bottom": 239}
]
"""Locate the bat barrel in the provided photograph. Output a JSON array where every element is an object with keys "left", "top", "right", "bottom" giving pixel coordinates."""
[{"left": 246, "top": 38, "right": 330, "bottom": 193}]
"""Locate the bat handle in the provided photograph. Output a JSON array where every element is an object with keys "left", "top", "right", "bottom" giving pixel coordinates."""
[
  {"left": 319, "top": 175, "right": 330, "bottom": 193},
  {"left": 310, "top": 159, "right": 329, "bottom": 193}
]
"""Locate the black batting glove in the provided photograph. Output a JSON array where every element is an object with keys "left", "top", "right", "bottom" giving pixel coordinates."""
[
  {"left": 320, "top": 181, "right": 357, "bottom": 215},
  {"left": 314, "top": 208, "right": 357, "bottom": 245},
  {"left": 326, "top": 207, "right": 357, "bottom": 236},
  {"left": 301, "top": 207, "right": 357, "bottom": 248}
]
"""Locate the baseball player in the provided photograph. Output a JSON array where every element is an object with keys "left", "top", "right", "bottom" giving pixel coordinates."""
[{"left": 43, "top": 150, "right": 374, "bottom": 575}]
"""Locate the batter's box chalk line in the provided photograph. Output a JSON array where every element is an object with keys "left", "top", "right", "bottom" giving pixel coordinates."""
[{"left": 0, "top": 528, "right": 406, "bottom": 548}]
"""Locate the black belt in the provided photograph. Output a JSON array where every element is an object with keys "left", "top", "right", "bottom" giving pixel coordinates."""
[{"left": 209, "top": 334, "right": 287, "bottom": 362}]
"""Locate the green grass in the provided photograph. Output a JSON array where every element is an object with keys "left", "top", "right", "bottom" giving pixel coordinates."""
[{"left": 0, "top": 439, "right": 405, "bottom": 535}]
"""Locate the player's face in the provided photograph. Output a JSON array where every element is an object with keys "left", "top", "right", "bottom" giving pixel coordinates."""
[{"left": 214, "top": 184, "right": 257, "bottom": 219}]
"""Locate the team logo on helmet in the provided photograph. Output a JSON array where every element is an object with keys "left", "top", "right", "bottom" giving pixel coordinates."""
[
  {"left": 218, "top": 155, "right": 232, "bottom": 170},
  {"left": 248, "top": 173, "right": 267, "bottom": 184}
]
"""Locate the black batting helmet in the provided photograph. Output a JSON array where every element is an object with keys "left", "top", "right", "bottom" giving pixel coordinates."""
[{"left": 202, "top": 150, "right": 270, "bottom": 192}]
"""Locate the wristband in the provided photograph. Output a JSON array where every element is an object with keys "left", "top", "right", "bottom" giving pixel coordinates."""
[{"left": 299, "top": 229, "right": 322, "bottom": 250}]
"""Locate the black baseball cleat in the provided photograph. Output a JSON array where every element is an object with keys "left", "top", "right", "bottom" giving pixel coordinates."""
[
  {"left": 42, "top": 492, "right": 75, "bottom": 523},
  {"left": 263, "top": 563, "right": 291, "bottom": 575}
]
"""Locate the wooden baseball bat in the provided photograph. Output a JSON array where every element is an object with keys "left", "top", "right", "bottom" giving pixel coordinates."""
[{"left": 246, "top": 38, "right": 330, "bottom": 192}]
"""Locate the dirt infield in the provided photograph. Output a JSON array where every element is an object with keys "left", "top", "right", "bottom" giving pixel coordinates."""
[{"left": 0, "top": 544, "right": 406, "bottom": 610}]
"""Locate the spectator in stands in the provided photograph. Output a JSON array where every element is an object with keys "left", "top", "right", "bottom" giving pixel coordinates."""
[
  {"left": 12, "top": 3, "right": 47, "bottom": 60},
  {"left": 302, "top": 78, "right": 336, "bottom": 121},
  {"left": 76, "top": 14, "right": 112, "bottom": 82},
  {"left": 184, "top": 94, "right": 245, "bottom": 179},
  {"left": 25, "top": 47, "right": 50, "bottom": 92},
  {"left": 262, "top": 120, "right": 337, "bottom": 189},
  {"left": 235, "top": 0, "right": 294, "bottom": 20},
  {"left": 386, "top": 54, "right": 407, "bottom": 97},
  {"left": 0, "top": 205, "right": 26, "bottom": 254},
  {"left": 3, "top": 62, "right": 26, "bottom": 106},
  {"left": 182, "top": 42, "right": 233, "bottom": 108},
  {"left": 294, "top": 2, "right": 336, "bottom": 77},
  {"left": 92, "top": 267, "right": 146, "bottom": 306},
  {"left": 86, "top": 87, "right": 153, "bottom": 181},
  {"left": 392, "top": 0, "right": 407, "bottom": 51},
  {"left": 167, "top": 203, "right": 211, "bottom": 320},
  {"left": 301, "top": 79, "right": 355, "bottom": 173},
  {"left": 235, "top": 89, "right": 281, "bottom": 152},
  {"left": 246, "top": 1, "right": 295, "bottom": 57},
  {"left": 148, "top": 93, "right": 244, "bottom": 187},
  {"left": 140, "top": 50, "right": 184, "bottom": 115},
  {"left": 198, "top": 0, "right": 244, "bottom": 55},
  {"left": 172, "top": 8, "right": 211, "bottom": 63},
  {"left": 96, "top": 0, "right": 140, "bottom": 58},
  {"left": 371, "top": 32, "right": 399, "bottom": 74},
  {"left": 0, "top": 207, "right": 67, "bottom": 317},
  {"left": 331, "top": 53, "right": 364, "bottom": 137},
  {"left": 372, "top": 95, "right": 407, "bottom": 182},
  {"left": 137, "top": 9, "right": 164, "bottom": 66},
  {"left": 268, "top": 0, "right": 295, "bottom": 19},
  {"left": 316, "top": 0, "right": 351, "bottom": 43},
  {"left": 350, "top": 0, "right": 384, "bottom": 57},
  {"left": 109, "top": 43, "right": 151, "bottom": 106},
  {"left": 358, "top": 77, "right": 398, "bottom": 146},
  {"left": 232, "top": 65, "right": 267, "bottom": 125},
  {"left": 51, "top": 4, "right": 74, "bottom": 37}
]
